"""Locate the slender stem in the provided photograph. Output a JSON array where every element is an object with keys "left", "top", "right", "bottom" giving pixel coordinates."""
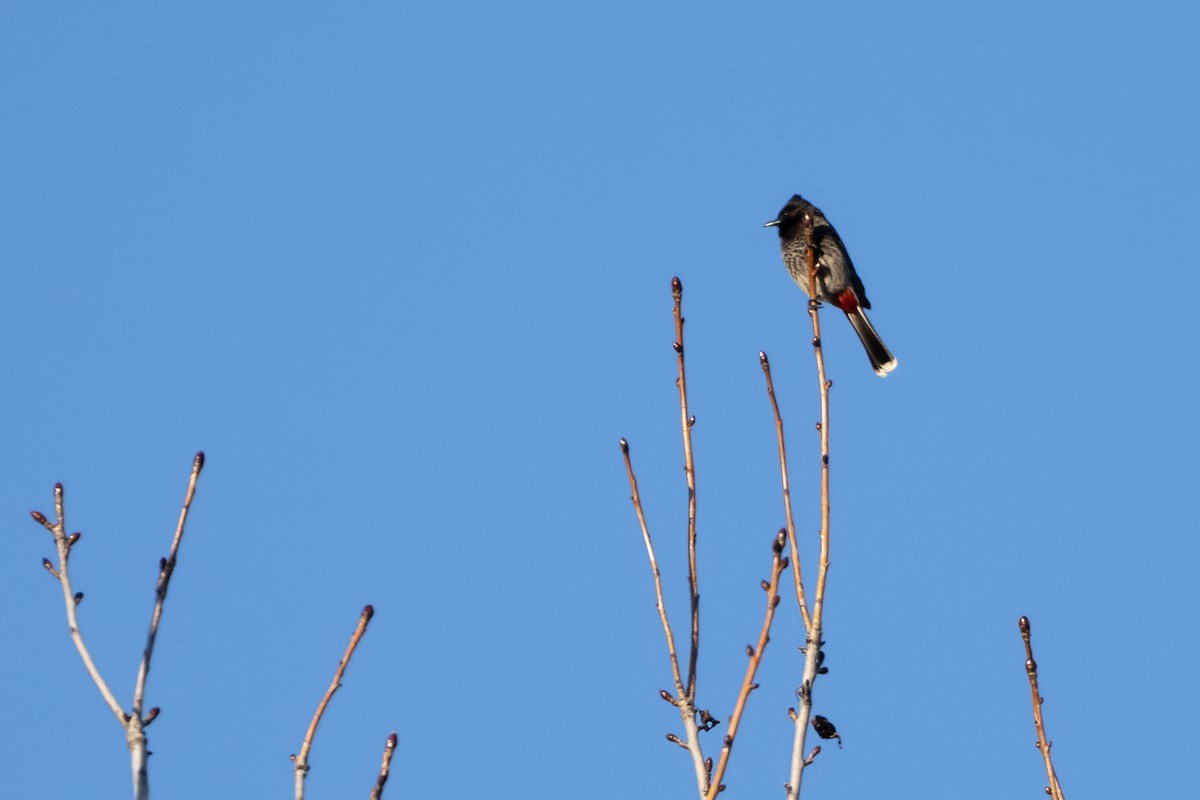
[
  {"left": 1020, "top": 616, "right": 1066, "bottom": 800},
  {"left": 760, "top": 352, "right": 810, "bottom": 632},
  {"left": 703, "top": 532, "right": 789, "bottom": 800},
  {"left": 36, "top": 484, "right": 128, "bottom": 726},
  {"left": 293, "top": 605, "right": 376, "bottom": 800},
  {"left": 622, "top": 438, "right": 708, "bottom": 794},
  {"left": 621, "top": 440, "right": 687, "bottom": 698},
  {"left": 672, "top": 277, "right": 701, "bottom": 703},
  {"left": 368, "top": 732, "right": 399, "bottom": 800},
  {"left": 132, "top": 451, "right": 205, "bottom": 719}
]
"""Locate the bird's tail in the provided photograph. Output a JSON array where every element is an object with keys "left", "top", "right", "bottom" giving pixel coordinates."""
[{"left": 845, "top": 308, "right": 897, "bottom": 377}]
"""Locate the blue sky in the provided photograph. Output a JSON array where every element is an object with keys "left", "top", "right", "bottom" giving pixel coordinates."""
[{"left": 3, "top": 3, "right": 1198, "bottom": 797}]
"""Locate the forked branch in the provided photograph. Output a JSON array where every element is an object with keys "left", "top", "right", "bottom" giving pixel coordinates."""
[{"left": 31, "top": 452, "right": 206, "bottom": 800}]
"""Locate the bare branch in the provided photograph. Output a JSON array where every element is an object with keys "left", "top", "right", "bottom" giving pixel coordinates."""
[
  {"left": 703, "top": 531, "right": 789, "bottom": 799},
  {"left": 760, "top": 352, "right": 809, "bottom": 631},
  {"left": 671, "top": 276, "right": 701, "bottom": 703},
  {"left": 1019, "top": 616, "right": 1067, "bottom": 800},
  {"left": 31, "top": 483, "right": 127, "bottom": 726},
  {"left": 133, "top": 451, "right": 206, "bottom": 719},
  {"left": 368, "top": 732, "right": 398, "bottom": 800},
  {"left": 292, "top": 604, "right": 376, "bottom": 800}
]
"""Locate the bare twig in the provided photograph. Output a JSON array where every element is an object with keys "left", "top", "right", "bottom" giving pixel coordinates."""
[
  {"left": 621, "top": 435, "right": 707, "bottom": 791},
  {"left": 760, "top": 352, "right": 809, "bottom": 631},
  {"left": 292, "top": 604, "right": 376, "bottom": 800},
  {"left": 31, "top": 485, "right": 127, "bottom": 725},
  {"left": 1019, "top": 616, "right": 1066, "bottom": 800},
  {"left": 368, "top": 732, "right": 398, "bottom": 800},
  {"left": 126, "top": 451, "right": 206, "bottom": 798},
  {"left": 786, "top": 210, "right": 833, "bottom": 800},
  {"left": 671, "top": 276, "right": 701, "bottom": 703},
  {"left": 703, "top": 531, "right": 789, "bottom": 800}
]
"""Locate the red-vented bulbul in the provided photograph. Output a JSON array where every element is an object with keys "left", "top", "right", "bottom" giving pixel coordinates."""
[{"left": 765, "top": 194, "right": 897, "bottom": 376}]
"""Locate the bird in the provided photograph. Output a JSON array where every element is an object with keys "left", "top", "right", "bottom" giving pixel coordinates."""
[{"left": 765, "top": 194, "right": 897, "bottom": 376}]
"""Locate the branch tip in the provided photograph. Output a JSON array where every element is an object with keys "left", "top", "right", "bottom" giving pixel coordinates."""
[
  {"left": 619, "top": 437, "right": 629, "bottom": 453},
  {"left": 194, "top": 451, "right": 206, "bottom": 470},
  {"left": 671, "top": 276, "right": 682, "bottom": 295},
  {"left": 362, "top": 604, "right": 375, "bottom": 621}
]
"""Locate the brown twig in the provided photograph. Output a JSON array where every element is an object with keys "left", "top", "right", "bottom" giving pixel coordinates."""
[
  {"left": 368, "top": 732, "right": 399, "bottom": 800},
  {"left": 671, "top": 276, "right": 701, "bottom": 703},
  {"left": 621, "top": 439, "right": 687, "bottom": 700},
  {"left": 1019, "top": 616, "right": 1066, "bottom": 800},
  {"left": 703, "top": 531, "right": 789, "bottom": 800},
  {"left": 293, "top": 604, "right": 376, "bottom": 800},
  {"left": 786, "top": 210, "right": 833, "bottom": 800},
  {"left": 760, "top": 352, "right": 809, "bottom": 631}
]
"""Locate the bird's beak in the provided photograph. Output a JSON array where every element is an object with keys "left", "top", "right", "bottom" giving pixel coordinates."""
[{"left": 764, "top": 219, "right": 781, "bottom": 228}]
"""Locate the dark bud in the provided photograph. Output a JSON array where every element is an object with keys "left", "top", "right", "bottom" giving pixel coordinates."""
[
  {"left": 780, "top": 556, "right": 789, "bottom": 570},
  {"left": 1043, "top": 788, "right": 1052, "bottom": 796},
  {"left": 1019, "top": 616, "right": 1031, "bottom": 633},
  {"left": 659, "top": 689, "right": 677, "bottom": 705},
  {"left": 42, "top": 559, "right": 55, "bottom": 574},
  {"left": 159, "top": 558, "right": 167, "bottom": 571},
  {"left": 760, "top": 580, "right": 770, "bottom": 591},
  {"left": 666, "top": 733, "right": 683, "bottom": 745},
  {"left": 746, "top": 645, "right": 754, "bottom": 657},
  {"left": 812, "top": 715, "right": 843, "bottom": 748},
  {"left": 67, "top": 532, "right": 81, "bottom": 547},
  {"left": 30, "top": 511, "right": 47, "bottom": 525},
  {"left": 812, "top": 336, "right": 821, "bottom": 349},
  {"left": 74, "top": 592, "right": 84, "bottom": 606},
  {"left": 771, "top": 595, "right": 780, "bottom": 608},
  {"left": 788, "top": 707, "right": 797, "bottom": 719},
  {"left": 671, "top": 276, "right": 682, "bottom": 295},
  {"left": 363, "top": 604, "right": 375, "bottom": 620},
  {"left": 750, "top": 682, "right": 760, "bottom": 691},
  {"left": 194, "top": 451, "right": 206, "bottom": 470},
  {"left": 143, "top": 707, "right": 160, "bottom": 725},
  {"left": 387, "top": 732, "right": 398, "bottom": 747},
  {"left": 289, "top": 754, "right": 297, "bottom": 762},
  {"left": 773, "top": 531, "right": 786, "bottom": 553},
  {"left": 825, "top": 379, "right": 833, "bottom": 390},
  {"left": 717, "top": 785, "right": 726, "bottom": 793},
  {"left": 55, "top": 483, "right": 63, "bottom": 498},
  {"left": 688, "top": 415, "right": 696, "bottom": 427},
  {"left": 704, "top": 757, "right": 712, "bottom": 773},
  {"left": 1026, "top": 658, "right": 1037, "bottom": 675},
  {"left": 759, "top": 351, "right": 769, "bottom": 367},
  {"left": 815, "top": 422, "right": 822, "bottom": 432},
  {"left": 818, "top": 666, "right": 829, "bottom": 675},
  {"left": 723, "top": 735, "right": 732, "bottom": 746},
  {"left": 619, "top": 438, "right": 629, "bottom": 453},
  {"left": 673, "top": 341, "right": 683, "bottom": 353}
]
